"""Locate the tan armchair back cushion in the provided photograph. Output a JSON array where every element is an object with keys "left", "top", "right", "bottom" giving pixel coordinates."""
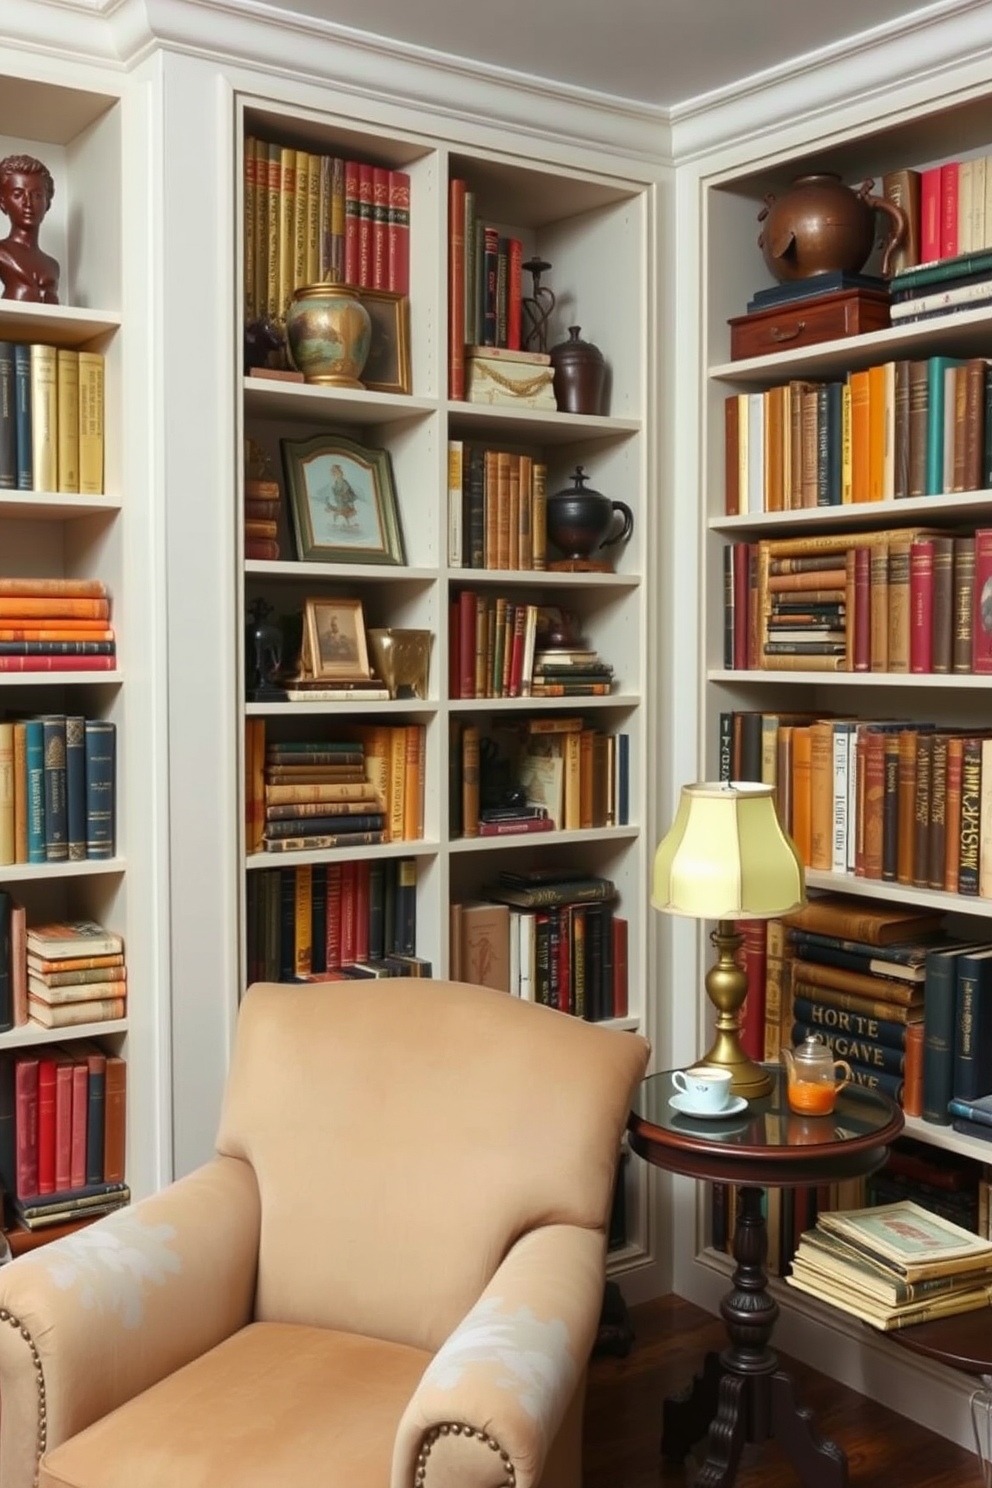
[{"left": 216, "top": 979, "right": 649, "bottom": 1354}]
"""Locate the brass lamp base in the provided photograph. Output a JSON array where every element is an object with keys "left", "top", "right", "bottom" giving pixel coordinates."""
[{"left": 698, "top": 920, "right": 772, "bottom": 1100}]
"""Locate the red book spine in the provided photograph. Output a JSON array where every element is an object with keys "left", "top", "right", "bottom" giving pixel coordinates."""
[
  {"left": 920, "top": 166, "right": 942, "bottom": 264},
  {"left": 725, "top": 396, "right": 740, "bottom": 517},
  {"left": 940, "top": 160, "right": 959, "bottom": 260},
  {"left": 37, "top": 1056, "right": 57, "bottom": 1194},
  {"left": 507, "top": 606, "right": 526, "bottom": 698},
  {"left": 54, "top": 1060, "right": 72, "bottom": 1192},
  {"left": 14, "top": 1055, "right": 39, "bottom": 1199},
  {"left": 909, "top": 538, "right": 934, "bottom": 673},
  {"left": 611, "top": 915, "right": 628, "bottom": 1019},
  {"left": 557, "top": 906, "right": 571, "bottom": 1013},
  {"left": 735, "top": 919, "right": 767, "bottom": 1062},
  {"left": 325, "top": 861, "right": 343, "bottom": 969},
  {"left": 371, "top": 165, "right": 389, "bottom": 291},
  {"left": 448, "top": 178, "right": 467, "bottom": 400},
  {"left": 853, "top": 546, "right": 871, "bottom": 671},
  {"left": 506, "top": 236, "right": 523, "bottom": 351},
  {"left": 244, "top": 539, "right": 279, "bottom": 561},
  {"left": 387, "top": 170, "right": 411, "bottom": 294},
  {"left": 0, "top": 655, "right": 115, "bottom": 671},
  {"left": 972, "top": 527, "right": 992, "bottom": 673},
  {"left": 448, "top": 598, "right": 461, "bottom": 699},
  {"left": 343, "top": 160, "right": 361, "bottom": 287},
  {"left": 860, "top": 728, "right": 886, "bottom": 880},
  {"left": 458, "top": 589, "right": 477, "bottom": 698},
  {"left": 339, "top": 860, "right": 357, "bottom": 964},
  {"left": 70, "top": 1060, "right": 88, "bottom": 1190},
  {"left": 732, "top": 542, "right": 749, "bottom": 670},
  {"left": 353, "top": 859, "right": 371, "bottom": 962}
]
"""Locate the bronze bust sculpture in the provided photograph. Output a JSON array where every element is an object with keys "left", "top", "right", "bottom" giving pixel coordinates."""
[{"left": 0, "top": 154, "right": 60, "bottom": 303}]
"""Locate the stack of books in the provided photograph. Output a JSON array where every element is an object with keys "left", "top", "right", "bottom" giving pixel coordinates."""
[
  {"left": 261, "top": 740, "right": 387, "bottom": 854},
  {"left": 786, "top": 1199, "right": 992, "bottom": 1330},
  {"left": 530, "top": 644, "right": 615, "bottom": 697},
  {"left": 244, "top": 462, "right": 281, "bottom": 562},
  {"left": 890, "top": 247, "right": 992, "bottom": 324},
  {"left": 0, "top": 579, "right": 115, "bottom": 673},
  {"left": 26, "top": 919, "right": 126, "bottom": 1029}
]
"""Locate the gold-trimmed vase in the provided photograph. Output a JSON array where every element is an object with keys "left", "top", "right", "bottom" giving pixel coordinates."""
[{"left": 285, "top": 283, "right": 372, "bottom": 387}]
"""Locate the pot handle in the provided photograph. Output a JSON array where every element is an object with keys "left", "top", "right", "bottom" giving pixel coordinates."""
[
  {"left": 603, "top": 501, "right": 634, "bottom": 547},
  {"left": 858, "top": 179, "right": 908, "bottom": 278}
]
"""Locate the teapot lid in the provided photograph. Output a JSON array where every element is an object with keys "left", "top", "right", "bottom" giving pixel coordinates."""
[
  {"left": 551, "top": 464, "right": 605, "bottom": 501},
  {"left": 549, "top": 325, "right": 605, "bottom": 365},
  {"left": 796, "top": 1033, "right": 831, "bottom": 1061}
]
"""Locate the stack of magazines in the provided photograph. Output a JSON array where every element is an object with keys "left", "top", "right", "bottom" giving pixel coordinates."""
[{"left": 786, "top": 1199, "right": 992, "bottom": 1331}]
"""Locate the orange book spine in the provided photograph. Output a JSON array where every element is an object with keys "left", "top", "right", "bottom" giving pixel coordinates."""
[
  {"left": 0, "top": 598, "right": 109, "bottom": 618},
  {"left": 0, "top": 579, "right": 108, "bottom": 598},
  {"left": 0, "top": 626, "right": 114, "bottom": 641},
  {"left": 103, "top": 1055, "right": 127, "bottom": 1184},
  {"left": 448, "top": 177, "right": 467, "bottom": 399},
  {"left": 388, "top": 726, "right": 407, "bottom": 841},
  {"left": 403, "top": 725, "right": 421, "bottom": 841},
  {"left": 808, "top": 721, "right": 835, "bottom": 872},
  {"left": 791, "top": 726, "right": 813, "bottom": 866},
  {"left": 896, "top": 729, "right": 918, "bottom": 886},
  {"left": 944, "top": 735, "right": 964, "bottom": 893}
]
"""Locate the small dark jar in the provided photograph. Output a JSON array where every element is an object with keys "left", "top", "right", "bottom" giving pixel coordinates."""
[{"left": 549, "top": 326, "right": 607, "bottom": 415}]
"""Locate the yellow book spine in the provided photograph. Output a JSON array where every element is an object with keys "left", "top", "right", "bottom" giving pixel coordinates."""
[
  {"left": 293, "top": 864, "right": 312, "bottom": 977},
  {"left": 29, "top": 343, "right": 57, "bottom": 492},
  {"left": 77, "top": 352, "right": 105, "bottom": 496},
  {"left": 532, "top": 461, "right": 547, "bottom": 571},
  {"left": 56, "top": 348, "right": 80, "bottom": 493},
  {"left": 389, "top": 726, "right": 406, "bottom": 842},
  {"left": 265, "top": 143, "right": 281, "bottom": 321},
  {"left": 278, "top": 145, "right": 297, "bottom": 322},
  {"left": 293, "top": 148, "right": 309, "bottom": 298},
  {"left": 243, "top": 135, "right": 257, "bottom": 323},
  {"left": 563, "top": 729, "right": 582, "bottom": 831},
  {"left": 841, "top": 381, "right": 853, "bottom": 503},
  {"left": 306, "top": 150, "right": 320, "bottom": 286}
]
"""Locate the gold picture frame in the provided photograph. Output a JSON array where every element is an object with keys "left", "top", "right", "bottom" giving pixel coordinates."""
[{"left": 301, "top": 596, "right": 372, "bottom": 681}]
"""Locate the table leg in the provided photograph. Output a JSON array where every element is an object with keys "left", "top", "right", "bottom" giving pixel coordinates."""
[
  {"left": 680, "top": 1185, "right": 848, "bottom": 1488},
  {"left": 661, "top": 1349, "right": 722, "bottom": 1461}
]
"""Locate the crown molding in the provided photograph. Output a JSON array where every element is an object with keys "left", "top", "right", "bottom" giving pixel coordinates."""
[
  {"left": 5, "top": 0, "right": 672, "bottom": 170},
  {"left": 669, "top": 0, "right": 990, "bottom": 166}
]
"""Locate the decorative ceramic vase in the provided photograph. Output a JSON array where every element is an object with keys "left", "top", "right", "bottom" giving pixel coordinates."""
[
  {"left": 285, "top": 284, "right": 372, "bottom": 387},
  {"left": 545, "top": 466, "right": 633, "bottom": 565},
  {"left": 548, "top": 326, "right": 607, "bottom": 414},
  {"left": 756, "top": 173, "right": 907, "bottom": 282}
]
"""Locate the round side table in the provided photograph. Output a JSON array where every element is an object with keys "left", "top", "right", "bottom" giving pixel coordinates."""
[{"left": 628, "top": 1065, "right": 904, "bottom": 1488}]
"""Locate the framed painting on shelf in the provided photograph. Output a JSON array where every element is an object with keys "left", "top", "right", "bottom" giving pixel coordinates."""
[
  {"left": 357, "top": 288, "right": 411, "bottom": 395},
  {"left": 281, "top": 433, "right": 406, "bottom": 565},
  {"left": 301, "top": 596, "right": 372, "bottom": 681}
]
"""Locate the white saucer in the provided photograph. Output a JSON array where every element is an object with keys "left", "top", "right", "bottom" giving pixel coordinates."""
[{"left": 669, "top": 1093, "right": 749, "bottom": 1120}]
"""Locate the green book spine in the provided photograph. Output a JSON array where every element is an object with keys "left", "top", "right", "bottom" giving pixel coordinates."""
[{"left": 925, "top": 356, "right": 963, "bottom": 496}]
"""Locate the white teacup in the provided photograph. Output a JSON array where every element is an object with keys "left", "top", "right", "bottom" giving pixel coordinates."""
[{"left": 672, "top": 1065, "right": 733, "bottom": 1113}]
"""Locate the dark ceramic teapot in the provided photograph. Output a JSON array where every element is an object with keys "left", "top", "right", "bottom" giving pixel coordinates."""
[{"left": 546, "top": 466, "right": 633, "bottom": 564}]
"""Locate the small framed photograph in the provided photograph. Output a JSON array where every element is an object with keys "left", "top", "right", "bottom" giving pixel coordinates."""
[
  {"left": 302, "top": 596, "right": 371, "bottom": 680},
  {"left": 281, "top": 433, "right": 405, "bottom": 565},
  {"left": 357, "top": 288, "right": 411, "bottom": 395}
]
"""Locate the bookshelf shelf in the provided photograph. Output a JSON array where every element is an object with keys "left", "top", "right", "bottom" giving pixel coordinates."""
[
  {"left": 446, "top": 403, "right": 641, "bottom": 443},
  {"left": 243, "top": 378, "right": 436, "bottom": 424},
  {"left": 0, "top": 859, "right": 125, "bottom": 886},
  {"left": 245, "top": 841, "right": 441, "bottom": 871},
  {"left": 709, "top": 488, "right": 992, "bottom": 536},
  {"left": 446, "top": 567, "right": 641, "bottom": 589},
  {"left": 0, "top": 494, "right": 121, "bottom": 520},
  {"left": 804, "top": 869, "right": 992, "bottom": 915},
  {"left": 0, "top": 672, "right": 123, "bottom": 688},
  {"left": 708, "top": 668, "right": 992, "bottom": 689},
  {"left": 244, "top": 560, "right": 437, "bottom": 583},
  {"left": 450, "top": 693, "right": 640, "bottom": 712},
  {"left": 0, "top": 303, "right": 121, "bottom": 345},
  {"left": 449, "top": 825, "right": 640, "bottom": 854},
  {"left": 0, "top": 1018, "right": 127, "bottom": 1051},
  {"left": 245, "top": 698, "right": 438, "bottom": 717}
]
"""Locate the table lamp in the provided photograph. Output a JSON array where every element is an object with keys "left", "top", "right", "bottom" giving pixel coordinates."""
[{"left": 651, "top": 781, "right": 806, "bottom": 1099}]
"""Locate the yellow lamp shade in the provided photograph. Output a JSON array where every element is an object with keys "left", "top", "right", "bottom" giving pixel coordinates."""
[{"left": 652, "top": 781, "right": 805, "bottom": 921}]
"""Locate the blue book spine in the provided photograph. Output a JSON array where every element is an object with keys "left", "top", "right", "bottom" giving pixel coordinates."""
[
  {"left": 394, "top": 855, "right": 417, "bottom": 955},
  {"left": 85, "top": 1068, "right": 106, "bottom": 1186},
  {"left": 66, "top": 715, "right": 87, "bottom": 862},
  {"left": 617, "top": 733, "right": 630, "bottom": 825},
  {"left": 791, "top": 1021, "right": 905, "bottom": 1076},
  {"left": 84, "top": 720, "right": 116, "bottom": 858},
  {"left": 791, "top": 995, "right": 910, "bottom": 1052},
  {"left": 0, "top": 891, "right": 12, "bottom": 1032},
  {"left": 42, "top": 715, "right": 68, "bottom": 862},
  {"left": 952, "top": 947, "right": 992, "bottom": 1100},
  {"left": 948, "top": 1095, "right": 992, "bottom": 1128},
  {"left": 13, "top": 344, "right": 32, "bottom": 491},
  {"left": 24, "top": 719, "right": 46, "bottom": 864},
  {"left": 0, "top": 341, "right": 15, "bottom": 489}
]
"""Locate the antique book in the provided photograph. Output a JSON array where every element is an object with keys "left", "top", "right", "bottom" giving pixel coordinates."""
[{"left": 816, "top": 1200, "right": 992, "bottom": 1281}]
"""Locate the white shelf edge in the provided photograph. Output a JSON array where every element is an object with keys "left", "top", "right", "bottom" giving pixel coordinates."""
[
  {"left": 0, "top": 671, "right": 122, "bottom": 687},
  {"left": 452, "top": 693, "right": 640, "bottom": 711},
  {"left": 245, "top": 840, "right": 441, "bottom": 870},
  {"left": 450, "top": 825, "right": 639, "bottom": 853},
  {"left": 0, "top": 857, "right": 125, "bottom": 884},
  {"left": 0, "top": 303, "right": 121, "bottom": 346},
  {"left": 804, "top": 868, "right": 992, "bottom": 917},
  {"left": 707, "top": 668, "right": 988, "bottom": 688},
  {"left": 0, "top": 1018, "right": 128, "bottom": 1050},
  {"left": 243, "top": 376, "right": 436, "bottom": 422},
  {"left": 902, "top": 1114, "right": 992, "bottom": 1160},
  {"left": 446, "top": 401, "right": 640, "bottom": 436},
  {"left": 244, "top": 560, "right": 436, "bottom": 582},
  {"left": 709, "top": 488, "right": 992, "bottom": 535},
  {"left": 246, "top": 698, "right": 438, "bottom": 716},
  {"left": 0, "top": 493, "right": 119, "bottom": 518},
  {"left": 446, "top": 567, "right": 641, "bottom": 587}
]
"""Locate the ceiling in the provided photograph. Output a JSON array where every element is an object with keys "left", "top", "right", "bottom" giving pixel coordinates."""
[{"left": 253, "top": 0, "right": 962, "bottom": 110}]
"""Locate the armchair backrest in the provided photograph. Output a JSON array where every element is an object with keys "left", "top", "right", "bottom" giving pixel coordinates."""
[{"left": 216, "top": 979, "right": 650, "bottom": 1353}]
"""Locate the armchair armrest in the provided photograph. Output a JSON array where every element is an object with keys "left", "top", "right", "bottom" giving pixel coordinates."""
[
  {"left": 0, "top": 1154, "right": 260, "bottom": 1488},
  {"left": 392, "top": 1222, "right": 606, "bottom": 1488}
]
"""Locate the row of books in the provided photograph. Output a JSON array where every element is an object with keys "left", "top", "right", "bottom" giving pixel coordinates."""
[
  {"left": 0, "top": 712, "right": 117, "bottom": 868},
  {"left": 889, "top": 246, "right": 992, "bottom": 324},
  {"left": 724, "top": 356, "right": 992, "bottom": 518},
  {"left": 0, "top": 1041, "right": 126, "bottom": 1219},
  {"left": 450, "top": 593, "right": 616, "bottom": 699},
  {"left": 0, "top": 909, "right": 127, "bottom": 1033},
  {"left": 721, "top": 711, "right": 992, "bottom": 897},
  {"left": 0, "top": 343, "right": 105, "bottom": 496},
  {"left": 448, "top": 177, "right": 524, "bottom": 399},
  {"left": 0, "top": 577, "right": 115, "bottom": 675},
  {"left": 450, "top": 870, "right": 628, "bottom": 1022},
  {"left": 244, "top": 471, "right": 281, "bottom": 563},
  {"left": 243, "top": 725, "right": 425, "bottom": 854},
  {"left": 447, "top": 443, "right": 549, "bottom": 571},
  {"left": 725, "top": 528, "right": 992, "bottom": 674},
  {"left": 885, "top": 158, "right": 992, "bottom": 274},
  {"left": 245, "top": 857, "right": 419, "bottom": 984},
  {"left": 243, "top": 137, "right": 411, "bottom": 325}
]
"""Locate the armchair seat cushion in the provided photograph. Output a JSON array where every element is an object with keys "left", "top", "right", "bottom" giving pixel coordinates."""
[{"left": 38, "top": 1322, "right": 432, "bottom": 1488}]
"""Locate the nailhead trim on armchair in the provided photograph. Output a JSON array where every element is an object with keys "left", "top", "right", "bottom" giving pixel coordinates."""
[
  {"left": 415, "top": 1422, "right": 516, "bottom": 1486},
  {"left": 0, "top": 1307, "right": 46, "bottom": 1486}
]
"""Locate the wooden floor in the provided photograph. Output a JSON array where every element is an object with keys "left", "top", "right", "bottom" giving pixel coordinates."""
[{"left": 583, "top": 1295, "right": 980, "bottom": 1488}]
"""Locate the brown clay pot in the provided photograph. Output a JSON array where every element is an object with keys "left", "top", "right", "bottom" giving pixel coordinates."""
[
  {"left": 549, "top": 326, "right": 607, "bottom": 415},
  {"left": 757, "top": 173, "right": 907, "bottom": 283}
]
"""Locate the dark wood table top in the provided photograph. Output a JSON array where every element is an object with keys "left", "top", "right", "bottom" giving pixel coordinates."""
[
  {"left": 888, "top": 1308, "right": 992, "bottom": 1375},
  {"left": 628, "top": 1065, "right": 904, "bottom": 1187}
]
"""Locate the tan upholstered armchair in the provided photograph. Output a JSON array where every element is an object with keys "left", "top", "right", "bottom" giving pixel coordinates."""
[{"left": 0, "top": 979, "right": 649, "bottom": 1488}]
